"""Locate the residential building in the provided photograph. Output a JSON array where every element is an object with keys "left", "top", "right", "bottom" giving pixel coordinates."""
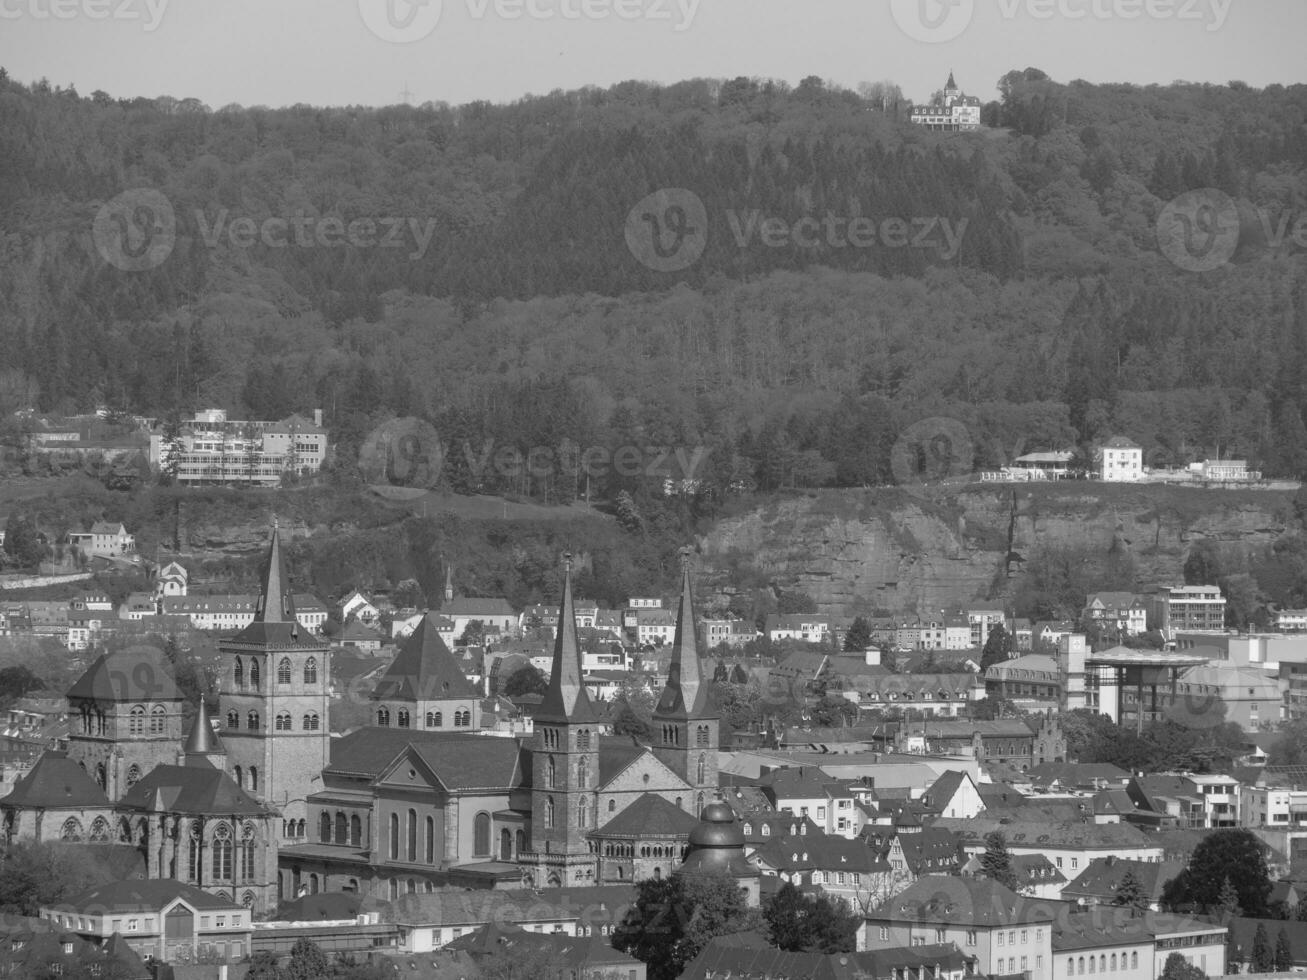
[
  {"left": 1096, "top": 437, "right": 1144, "bottom": 482},
  {"left": 893, "top": 716, "right": 1067, "bottom": 770},
  {"left": 984, "top": 654, "right": 1061, "bottom": 709},
  {"left": 833, "top": 672, "right": 980, "bottom": 717},
  {"left": 340, "top": 589, "right": 381, "bottom": 625},
  {"left": 1060, "top": 856, "right": 1189, "bottom": 911},
  {"left": 1240, "top": 767, "right": 1307, "bottom": 829},
  {"left": 41, "top": 880, "right": 252, "bottom": 964},
  {"left": 909, "top": 72, "right": 983, "bottom": 132},
  {"left": 683, "top": 934, "right": 977, "bottom": 980},
  {"left": 968, "top": 610, "right": 1008, "bottom": 648},
  {"left": 66, "top": 521, "right": 136, "bottom": 557},
  {"left": 636, "top": 607, "right": 676, "bottom": 646},
  {"left": 749, "top": 833, "right": 893, "bottom": 909},
  {"left": 861, "top": 876, "right": 1055, "bottom": 980},
  {"left": 1126, "top": 774, "right": 1242, "bottom": 829},
  {"left": 1149, "top": 586, "right": 1227, "bottom": 633},
  {"left": 1083, "top": 593, "right": 1149, "bottom": 637},
  {"left": 159, "top": 592, "right": 327, "bottom": 632},
  {"left": 148, "top": 409, "right": 327, "bottom": 485},
  {"left": 931, "top": 816, "right": 1164, "bottom": 878},
  {"left": 446, "top": 922, "right": 647, "bottom": 980}
]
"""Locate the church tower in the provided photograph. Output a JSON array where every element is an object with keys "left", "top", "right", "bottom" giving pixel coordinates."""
[
  {"left": 522, "top": 553, "right": 599, "bottom": 888},
  {"left": 217, "top": 522, "right": 330, "bottom": 843},
  {"left": 651, "top": 548, "right": 719, "bottom": 816},
  {"left": 944, "top": 70, "right": 960, "bottom": 106}
]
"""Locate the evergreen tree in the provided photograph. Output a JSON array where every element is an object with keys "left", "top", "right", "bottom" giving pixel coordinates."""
[
  {"left": 1112, "top": 869, "right": 1149, "bottom": 915},
  {"left": 843, "top": 617, "right": 873, "bottom": 652},
  {"left": 1160, "top": 952, "right": 1206, "bottom": 980},
  {"left": 979, "top": 831, "right": 1022, "bottom": 893},
  {"left": 1214, "top": 876, "right": 1242, "bottom": 920},
  {"left": 980, "top": 623, "right": 1012, "bottom": 670},
  {"left": 1162, "top": 830, "right": 1271, "bottom": 917},
  {"left": 1252, "top": 922, "right": 1273, "bottom": 973},
  {"left": 1275, "top": 927, "right": 1293, "bottom": 972}
]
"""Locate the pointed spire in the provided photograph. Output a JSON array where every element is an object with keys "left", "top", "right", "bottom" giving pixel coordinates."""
[
  {"left": 182, "top": 698, "right": 223, "bottom": 757},
  {"left": 655, "top": 547, "right": 715, "bottom": 720},
  {"left": 252, "top": 520, "right": 298, "bottom": 634},
  {"left": 537, "top": 552, "right": 595, "bottom": 724},
  {"left": 444, "top": 561, "right": 454, "bottom": 602},
  {"left": 946, "top": 70, "right": 957, "bottom": 91}
]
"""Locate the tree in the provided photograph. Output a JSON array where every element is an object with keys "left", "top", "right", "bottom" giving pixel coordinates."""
[
  {"left": 979, "top": 831, "right": 1022, "bottom": 893},
  {"left": 1160, "top": 952, "right": 1207, "bottom": 980},
  {"left": 763, "top": 881, "right": 858, "bottom": 953},
  {"left": 1275, "top": 927, "right": 1293, "bottom": 972},
  {"left": 476, "top": 936, "right": 566, "bottom": 980},
  {"left": 0, "top": 841, "right": 121, "bottom": 916},
  {"left": 1252, "top": 922, "right": 1274, "bottom": 973},
  {"left": 284, "top": 938, "right": 331, "bottom": 980},
  {"left": 980, "top": 623, "right": 1012, "bottom": 670},
  {"left": 1213, "top": 876, "right": 1242, "bottom": 920},
  {"left": 2, "top": 513, "right": 46, "bottom": 568},
  {"left": 611, "top": 696, "right": 654, "bottom": 741},
  {"left": 614, "top": 870, "right": 759, "bottom": 980},
  {"left": 843, "top": 617, "right": 873, "bottom": 652},
  {"left": 1112, "top": 869, "right": 1149, "bottom": 915},
  {"left": 0, "top": 665, "right": 44, "bottom": 704},
  {"left": 504, "top": 665, "right": 548, "bottom": 698},
  {"left": 458, "top": 619, "right": 487, "bottom": 647},
  {"left": 1162, "top": 829, "right": 1272, "bottom": 917}
]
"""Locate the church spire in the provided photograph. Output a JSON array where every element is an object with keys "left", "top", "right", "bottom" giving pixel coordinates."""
[
  {"left": 182, "top": 697, "right": 223, "bottom": 757},
  {"left": 536, "top": 552, "right": 595, "bottom": 723},
  {"left": 654, "top": 547, "right": 714, "bottom": 720},
  {"left": 253, "top": 519, "right": 297, "bottom": 632}
]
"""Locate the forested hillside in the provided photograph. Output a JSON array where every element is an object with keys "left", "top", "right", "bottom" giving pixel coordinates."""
[{"left": 3, "top": 67, "right": 1307, "bottom": 504}]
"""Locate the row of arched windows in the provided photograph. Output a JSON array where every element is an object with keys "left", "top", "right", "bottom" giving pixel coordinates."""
[
  {"left": 274, "top": 713, "right": 320, "bottom": 731},
  {"left": 227, "top": 711, "right": 263, "bottom": 730},
  {"left": 695, "top": 724, "right": 711, "bottom": 746},
  {"left": 233, "top": 657, "right": 260, "bottom": 690},
  {"left": 232, "top": 765, "right": 259, "bottom": 792},
  {"left": 276, "top": 657, "right": 318, "bottom": 685},
  {"left": 320, "top": 811, "right": 364, "bottom": 847},
  {"left": 377, "top": 707, "right": 472, "bottom": 728},
  {"left": 388, "top": 810, "right": 438, "bottom": 864},
  {"left": 127, "top": 704, "right": 169, "bottom": 735}
]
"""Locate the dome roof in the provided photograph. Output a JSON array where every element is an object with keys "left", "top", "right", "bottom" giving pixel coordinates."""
[{"left": 688, "top": 802, "right": 745, "bottom": 850}]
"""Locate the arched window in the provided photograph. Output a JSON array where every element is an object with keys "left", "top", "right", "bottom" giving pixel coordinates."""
[
  {"left": 515, "top": 829, "right": 525, "bottom": 854},
  {"left": 676, "top": 796, "right": 684, "bottom": 810},
  {"left": 61, "top": 818, "right": 83, "bottom": 842},
  {"left": 129, "top": 705, "right": 146, "bottom": 735},
  {"left": 350, "top": 815, "right": 362, "bottom": 847},
  {"left": 432, "top": 711, "right": 442, "bottom": 727},
  {"left": 545, "top": 796, "right": 555, "bottom": 828},
  {"left": 407, "top": 809, "right": 417, "bottom": 862},
  {"left": 577, "top": 757, "right": 588, "bottom": 788},
  {"left": 577, "top": 799, "right": 587, "bottom": 829},
  {"left": 278, "top": 658, "right": 292, "bottom": 684},
  {"left": 247, "top": 710, "right": 260, "bottom": 730},
  {"left": 398, "top": 709, "right": 410, "bottom": 728},
  {"left": 1130, "top": 954, "right": 1138, "bottom": 969},
  {"left": 249, "top": 766, "right": 258, "bottom": 791},
  {"left": 608, "top": 799, "right": 616, "bottom": 813},
  {"left": 697, "top": 791, "right": 705, "bottom": 814},
  {"left": 377, "top": 707, "right": 390, "bottom": 726},
  {"left": 304, "top": 657, "right": 317, "bottom": 684},
  {"left": 1110, "top": 955, "right": 1117, "bottom": 971},
  {"left": 227, "top": 710, "right": 239, "bottom": 729},
  {"left": 233, "top": 765, "right": 243, "bottom": 787},
  {"left": 320, "top": 812, "right": 332, "bottom": 843},
  {"left": 425, "top": 712, "right": 435, "bottom": 727},
  {"left": 250, "top": 659, "right": 260, "bottom": 690},
  {"left": 547, "top": 756, "right": 556, "bottom": 789},
  {"left": 276, "top": 713, "right": 292, "bottom": 731},
  {"left": 1100, "top": 957, "right": 1106, "bottom": 973},
  {"left": 308, "top": 713, "right": 320, "bottom": 731},
  {"left": 1068, "top": 958, "right": 1075, "bottom": 976},
  {"left": 212, "top": 826, "right": 232, "bottom": 880},
  {"left": 389, "top": 813, "right": 399, "bottom": 860},
  {"left": 697, "top": 754, "right": 706, "bottom": 784},
  {"left": 1087, "top": 957, "right": 1094, "bottom": 974},
  {"left": 150, "top": 704, "right": 167, "bottom": 734},
  {"left": 577, "top": 729, "right": 591, "bottom": 750},
  {"left": 335, "top": 812, "right": 347, "bottom": 844},
  {"left": 234, "top": 657, "right": 244, "bottom": 688},
  {"left": 474, "top": 813, "right": 491, "bottom": 856},
  {"left": 426, "top": 816, "right": 435, "bottom": 863},
  {"left": 126, "top": 764, "right": 142, "bottom": 787}
]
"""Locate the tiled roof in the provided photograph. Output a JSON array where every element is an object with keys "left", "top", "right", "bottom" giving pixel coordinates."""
[
  {"left": 597, "top": 735, "right": 648, "bottom": 785},
  {"left": 120, "top": 760, "right": 270, "bottom": 816},
  {"left": 66, "top": 645, "right": 183, "bottom": 703},
  {"left": 682, "top": 937, "right": 972, "bottom": 980},
  {"left": 387, "top": 884, "right": 635, "bottom": 927},
  {"left": 326, "top": 728, "right": 528, "bottom": 790},
  {"left": 750, "top": 834, "right": 890, "bottom": 874},
  {"left": 874, "top": 875, "right": 1056, "bottom": 927},
  {"left": 442, "top": 597, "right": 517, "bottom": 617},
  {"left": 1027, "top": 762, "right": 1131, "bottom": 786},
  {"left": 1060, "top": 857, "right": 1187, "bottom": 903},
  {"left": 371, "top": 614, "right": 478, "bottom": 701},
  {"left": 60, "top": 879, "right": 241, "bottom": 913},
  {"left": 932, "top": 817, "right": 1156, "bottom": 850},
  {"left": 595, "top": 793, "right": 700, "bottom": 838},
  {"left": 1, "top": 751, "right": 111, "bottom": 808}
]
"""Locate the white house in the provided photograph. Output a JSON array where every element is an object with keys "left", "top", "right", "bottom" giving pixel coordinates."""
[{"left": 1097, "top": 437, "right": 1143, "bottom": 482}]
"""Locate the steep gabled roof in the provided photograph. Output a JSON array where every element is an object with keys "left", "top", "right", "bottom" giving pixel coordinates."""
[
  {"left": 1, "top": 752, "right": 110, "bottom": 809},
  {"left": 119, "top": 760, "right": 269, "bottom": 816},
  {"left": 595, "top": 793, "right": 700, "bottom": 838},
  {"left": 371, "top": 614, "right": 478, "bottom": 702},
  {"left": 66, "top": 645, "right": 183, "bottom": 703},
  {"left": 326, "top": 728, "right": 529, "bottom": 790},
  {"left": 63, "top": 879, "right": 239, "bottom": 913},
  {"left": 181, "top": 698, "right": 223, "bottom": 757},
  {"left": 597, "top": 735, "right": 651, "bottom": 785}
]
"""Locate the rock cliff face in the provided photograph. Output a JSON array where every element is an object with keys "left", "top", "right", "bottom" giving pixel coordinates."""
[{"left": 699, "top": 484, "right": 1297, "bottom": 616}]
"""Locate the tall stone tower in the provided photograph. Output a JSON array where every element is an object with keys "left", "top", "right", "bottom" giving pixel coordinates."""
[
  {"left": 652, "top": 548, "right": 719, "bottom": 816},
  {"left": 522, "top": 554, "right": 599, "bottom": 888},
  {"left": 217, "top": 522, "right": 329, "bottom": 843}
]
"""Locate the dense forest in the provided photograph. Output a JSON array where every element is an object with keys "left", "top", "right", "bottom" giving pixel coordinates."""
[{"left": 3, "top": 67, "right": 1307, "bottom": 504}]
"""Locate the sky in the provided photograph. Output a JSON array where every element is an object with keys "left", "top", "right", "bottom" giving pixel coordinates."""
[{"left": 0, "top": 0, "right": 1303, "bottom": 109}]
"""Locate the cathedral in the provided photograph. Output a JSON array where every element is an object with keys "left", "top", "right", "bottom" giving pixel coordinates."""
[
  {"left": 2, "top": 523, "right": 722, "bottom": 909},
  {"left": 282, "top": 550, "right": 719, "bottom": 900}
]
